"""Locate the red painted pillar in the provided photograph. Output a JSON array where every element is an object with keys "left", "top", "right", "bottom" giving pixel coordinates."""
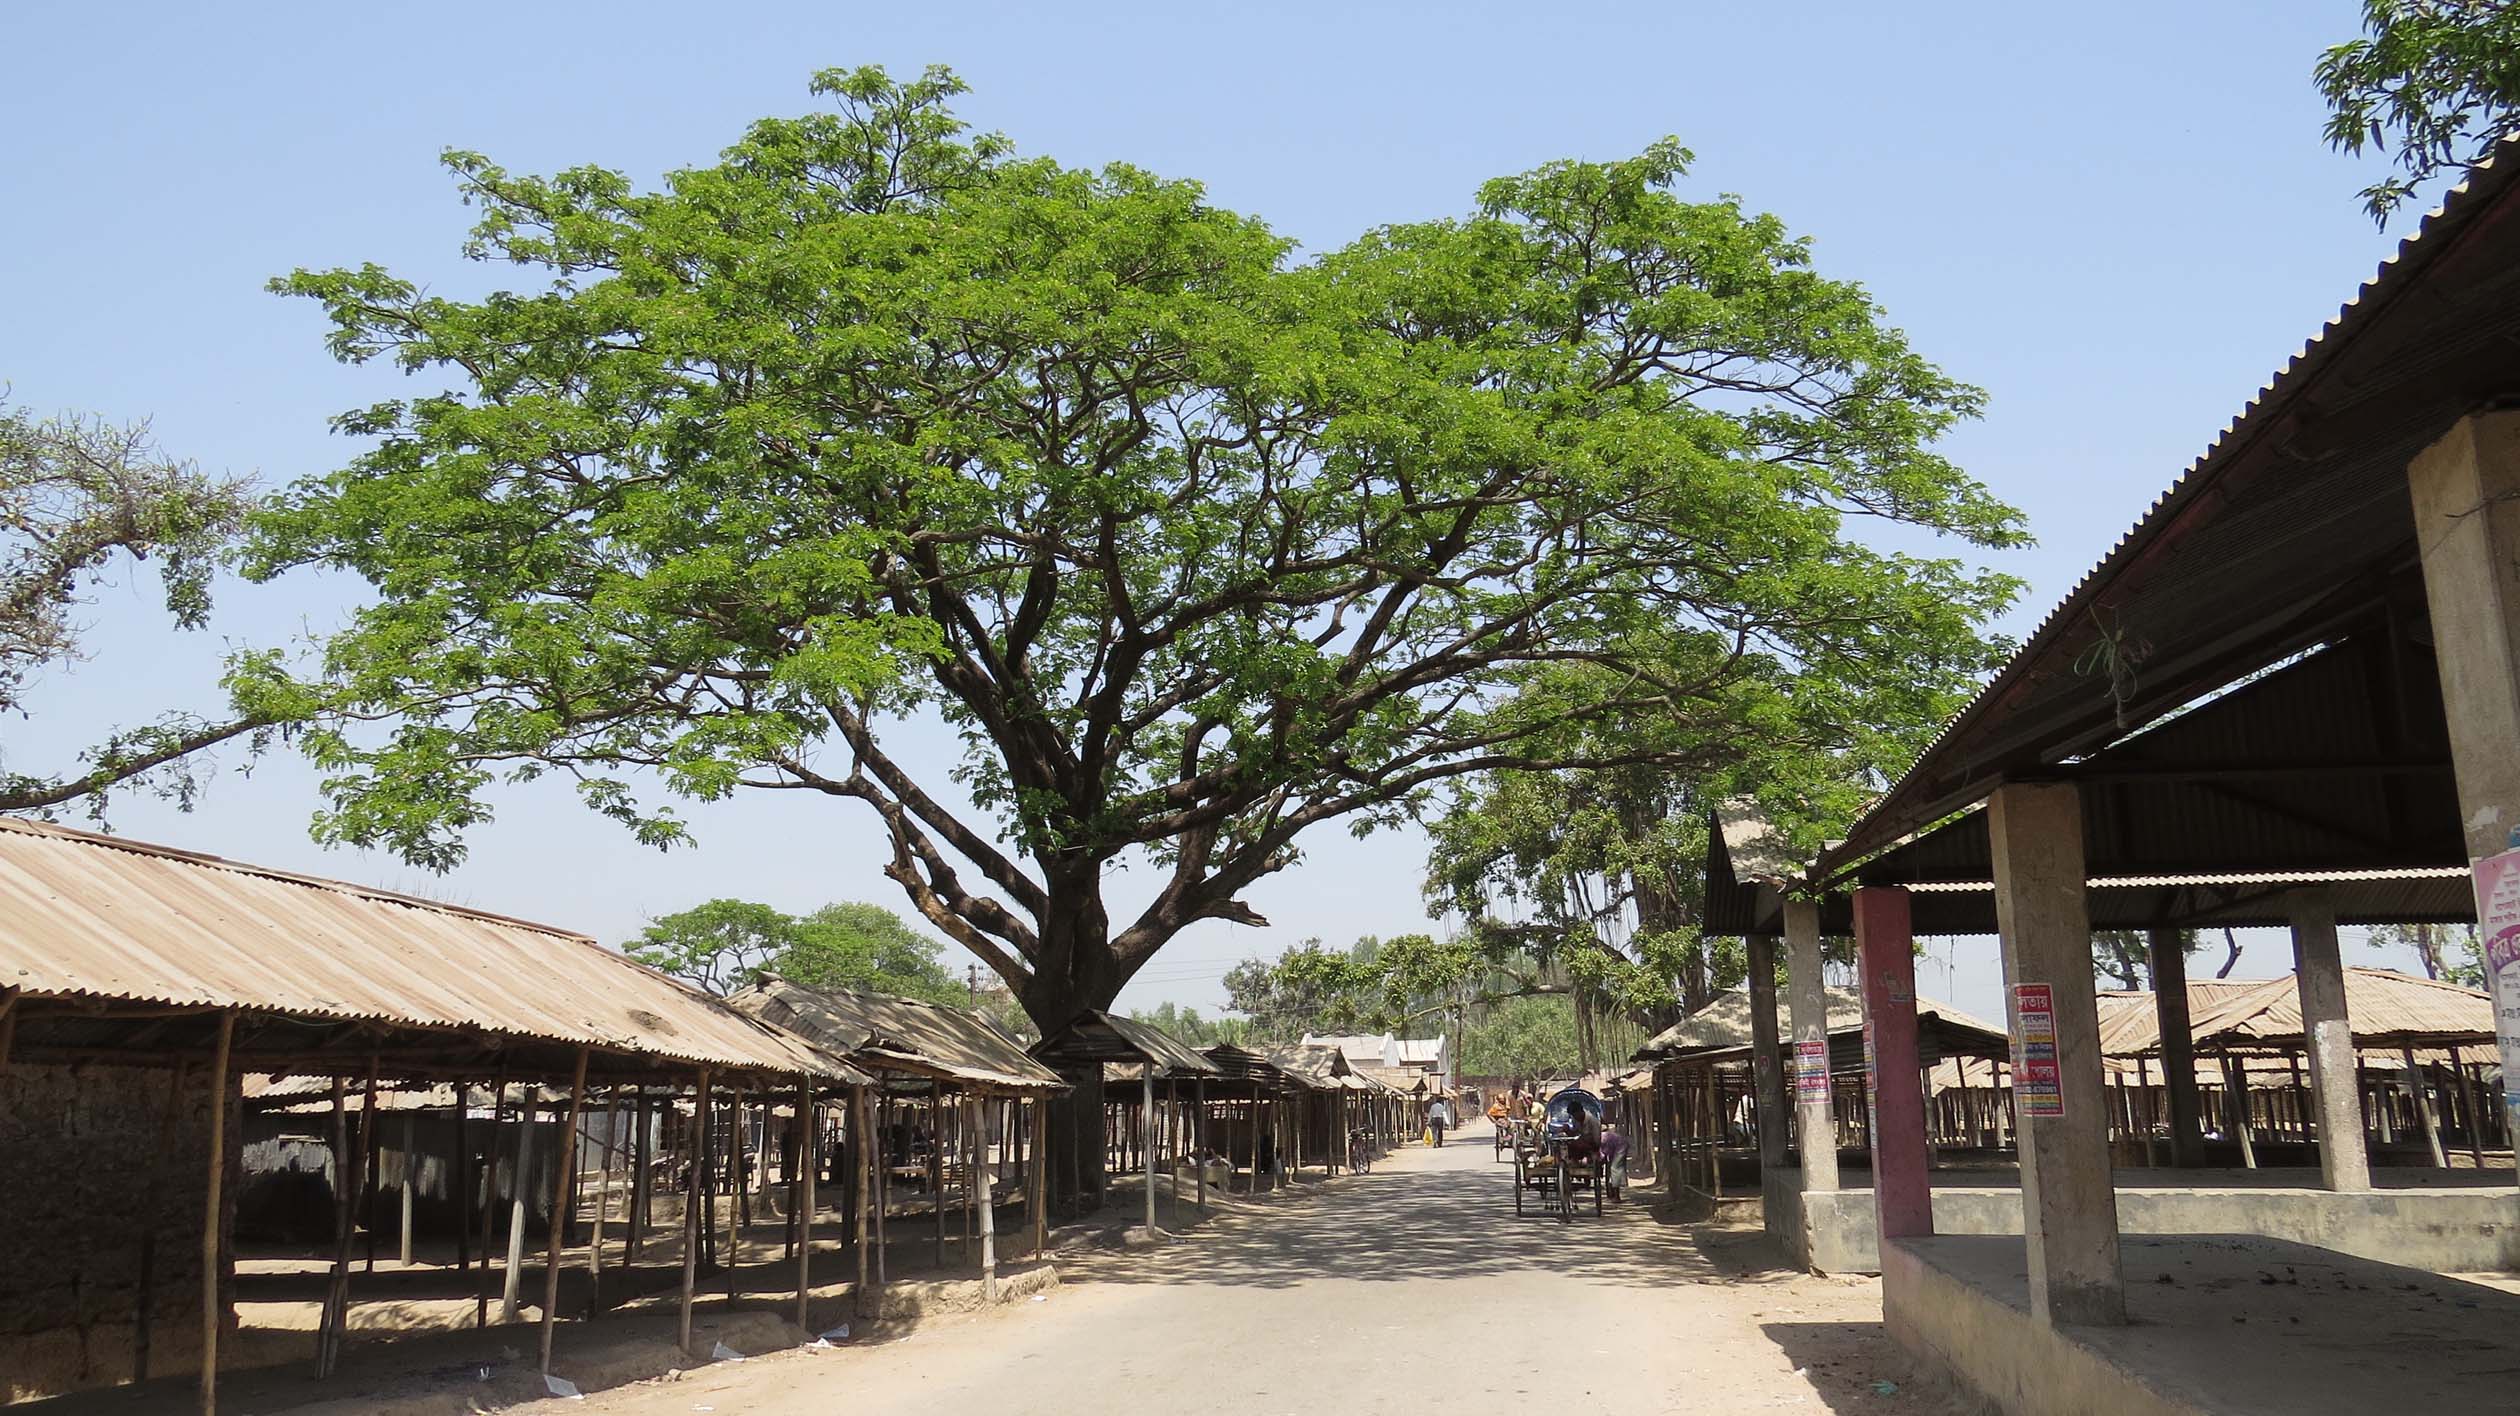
[{"left": 1856, "top": 885, "right": 1933, "bottom": 1240}]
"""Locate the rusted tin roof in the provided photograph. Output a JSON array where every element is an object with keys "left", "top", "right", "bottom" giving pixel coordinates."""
[
  {"left": 2186, "top": 967, "right": 2493, "bottom": 1051},
  {"left": 1029, "top": 1009, "right": 1219, "bottom": 1076},
  {"left": 726, "top": 976, "right": 1064, "bottom": 1094},
  {"left": 0, "top": 817, "right": 858, "bottom": 1083}
]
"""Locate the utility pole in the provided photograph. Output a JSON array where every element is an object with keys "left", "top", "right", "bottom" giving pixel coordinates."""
[{"left": 968, "top": 963, "right": 980, "bottom": 1002}]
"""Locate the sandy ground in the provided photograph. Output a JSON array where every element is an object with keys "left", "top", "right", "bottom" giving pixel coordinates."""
[{"left": 560, "top": 1123, "right": 1973, "bottom": 1416}]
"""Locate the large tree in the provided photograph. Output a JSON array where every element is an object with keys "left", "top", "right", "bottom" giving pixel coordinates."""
[
  {"left": 1, "top": 400, "right": 302, "bottom": 816},
  {"left": 2319, "top": 0, "right": 2520, "bottom": 223},
  {"left": 254, "top": 67, "right": 2022, "bottom": 1191}
]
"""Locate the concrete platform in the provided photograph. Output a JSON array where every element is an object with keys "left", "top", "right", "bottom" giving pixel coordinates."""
[
  {"left": 1885, "top": 1233, "right": 2520, "bottom": 1416},
  {"left": 1765, "top": 1163, "right": 2520, "bottom": 1274}
]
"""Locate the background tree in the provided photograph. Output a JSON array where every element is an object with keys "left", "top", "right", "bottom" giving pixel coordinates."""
[
  {"left": 2319, "top": 0, "right": 2520, "bottom": 223},
  {"left": 1125, "top": 1000, "right": 1251, "bottom": 1049},
  {"left": 255, "top": 66, "right": 2022, "bottom": 1198},
  {"left": 2370, "top": 921, "right": 2484, "bottom": 987},
  {"left": 627, "top": 897, "right": 965, "bottom": 1000},
  {"left": 1, "top": 399, "right": 303, "bottom": 815}
]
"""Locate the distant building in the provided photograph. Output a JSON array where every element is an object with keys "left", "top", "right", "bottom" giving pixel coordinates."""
[{"left": 1303, "top": 1031, "right": 1451, "bottom": 1091}]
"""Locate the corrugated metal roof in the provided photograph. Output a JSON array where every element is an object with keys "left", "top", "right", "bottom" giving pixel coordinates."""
[
  {"left": 2093, "top": 982, "right": 2266, "bottom": 1056},
  {"left": 0, "top": 818, "right": 857, "bottom": 1082},
  {"left": 1824, "top": 135, "right": 2520, "bottom": 876},
  {"left": 726, "top": 976, "right": 1062, "bottom": 1094}
]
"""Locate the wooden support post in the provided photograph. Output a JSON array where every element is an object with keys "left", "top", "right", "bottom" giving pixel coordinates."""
[
  {"left": 726, "top": 1089, "right": 747, "bottom": 1300},
  {"left": 540, "top": 1047, "right": 588, "bottom": 1375},
  {"left": 795, "top": 1078, "right": 816, "bottom": 1330},
  {"left": 2405, "top": 1047, "right": 2449, "bottom": 1168},
  {"left": 679, "top": 1069, "right": 710, "bottom": 1355},
  {"left": 476, "top": 1074, "right": 505, "bottom": 1329},
  {"left": 1029, "top": 1096, "right": 1049, "bottom": 1254},
  {"left": 853, "top": 1086, "right": 873, "bottom": 1315},
  {"left": 972, "top": 1095, "right": 997, "bottom": 1297},
  {"left": 629, "top": 1089, "right": 651, "bottom": 1266},
  {"left": 2222, "top": 1051, "right": 2257, "bottom": 1168},
  {"left": 1142, "top": 1070, "right": 1159, "bottom": 1233},
  {"left": 198, "top": 1012, "right": 234, "bottom": 1416},
  {"left": 2136, "top": 1058, "right": 2159, "bottom": 1167},
  {"left": 876, "top": 1089, "right": 891, "bottom": 1285},
  {"left": 1195, "top": 1079, "right": 1208, "bottom": 1211},
  {"left": 360, "top": 1066, "right": 381, "bottom": 1276},
  {"left": 316, "top": 1076, "right": 357, "bottom": 1378},
  {"left": 2455, "top": 1047, "right": 2488, "bottom": 1165}
]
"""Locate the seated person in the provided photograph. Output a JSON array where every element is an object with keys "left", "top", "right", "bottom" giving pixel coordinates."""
[{"left": 1561, "top": 1103, "right": 1603, "bottom": 1164}]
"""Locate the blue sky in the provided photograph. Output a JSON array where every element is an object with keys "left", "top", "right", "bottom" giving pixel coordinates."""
[{"left": 0, "top": 1, "right": 2445, "bottom": 1019}]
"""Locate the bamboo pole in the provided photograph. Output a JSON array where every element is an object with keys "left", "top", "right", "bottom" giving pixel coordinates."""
[
  {"left": 1194, "top": 1079, "right": 1207, "bottom": 1211},
  {"left": 795, "top": 1079, "right": 816, "bottom": 1329},
  {"left": 540, "top": 1047, "right": 588, "bottom": 1375},
  {"left": 679, "top": 1069, "right": 710, "bottom": 1355},
  {"left": 876, "top": 1089, "right": 891, "bottom": 1285},
  {"left": 198, "top": 1011, "right": 234, "bottom": 1416},
  {"left": 476, "top": 1073, "right": 505, "bottom": 1329}
]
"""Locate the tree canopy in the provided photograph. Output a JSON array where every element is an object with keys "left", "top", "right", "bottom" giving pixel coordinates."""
[
  {"left": 1, "top": 399, "right": 303, "bottom": 817},
  {"left": 253, "top": 65, "right": 2024, "bottom": 1039},
  {"left": 626, "top": 896, "right": 967, "bottom": 1000},
  {"left": 2319, "top": 0, "right": 2520, "bottom": 223}
]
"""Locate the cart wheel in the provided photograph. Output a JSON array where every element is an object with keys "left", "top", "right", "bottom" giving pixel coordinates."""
[
  {"left": 1593, "top": 1171, "right": 1604, "bottom": 1216},
  {"left": 1557, "top": 1157, "right": 1572, "bottom": 1222},
  {"left": 1514, "top": 1157, "right": 1526, "bottom": 1216}
]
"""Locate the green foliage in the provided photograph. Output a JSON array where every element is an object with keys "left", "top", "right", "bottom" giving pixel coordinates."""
[
  {"left": 1458, "top": 994, "right": 1582, "bottom": 1079},
  {"left": 2318, "top": 0, "right": 2520, "bottom": 223},
  {"left": 0, "top": 399, "right": 310, "bottom": 817},
  {"left": 254, "top": 65, "right": 2023, "bottom": 1030},
  {"left": 627, "top": 896, "right": 965, "bottom": 1001},
  {"left": 2089, "top": 929, "right": 2199, "bottom": 992},
  {"left": 2369, "top": 921, "right": 2484, "bottom": 988},
  {"left": 1125, "top": 1000, "right": 1251, "bottom": 1049}
]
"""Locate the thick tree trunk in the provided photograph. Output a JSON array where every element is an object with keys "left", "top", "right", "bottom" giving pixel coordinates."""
[{"left": 1018, "top": 887, "right": 1127, "bottom": 1212}]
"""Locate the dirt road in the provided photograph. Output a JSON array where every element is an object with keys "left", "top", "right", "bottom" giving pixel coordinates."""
[{"left": 572, "top": 1125, "right": 1962, "bottom": 1415}]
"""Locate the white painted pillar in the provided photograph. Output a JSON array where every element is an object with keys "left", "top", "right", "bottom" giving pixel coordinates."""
[
  {"left": 2290, "top": 892, "right": 2371, "bottom": 1191},
  {"left": 1989, "top": 780, "right": 2125, "bottom": 1327},
  {"left": 1784, "top": 898, "right": 1839, "bottom": 1191}
]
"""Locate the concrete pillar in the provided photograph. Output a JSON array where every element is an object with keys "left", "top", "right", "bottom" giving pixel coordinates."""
[
  {"left": 1746, "top": 932, "right": 1789, "bottom": 1174},
  {"left": 2409, "top": 411, "right": 2520, "bottom": 1183},
  {"left": 1989, "top": 780, "right": 2125, "bottom": 1327},
  {"left": 1853, "top": 886, "right": 1931, "bottom": 1241},
  {"left": 1784, "top": 898, "right": 1839, "bottom": 1191},
  {"left": 2146, "top": 927, "right": 2206, "bottom": 1167},
  {"left": 2290, "top": 892, "right": 2372, "bottom": 1192}
]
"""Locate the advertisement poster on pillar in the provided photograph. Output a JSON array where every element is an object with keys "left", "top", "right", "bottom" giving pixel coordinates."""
[
  {"left": 2012, "top": 982, "right": 2063, "bottom": 1120},
  {"left": 2477, "top": 848, "right": 2520, "bottom": 1124}
]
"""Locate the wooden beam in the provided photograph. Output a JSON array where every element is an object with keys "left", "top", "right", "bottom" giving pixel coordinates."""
[{"left": 539, "top": 1047, "right": 588, "bottom": 1375}]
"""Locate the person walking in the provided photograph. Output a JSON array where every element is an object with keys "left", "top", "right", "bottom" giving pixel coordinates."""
[{"left": 1427, "top": 1096, "right": 1452, "bottom": 1147}]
